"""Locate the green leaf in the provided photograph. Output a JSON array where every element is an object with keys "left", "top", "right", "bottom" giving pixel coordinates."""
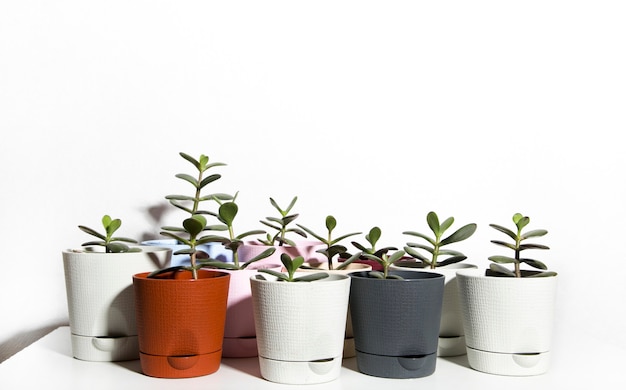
[
  {"left": 294, "top": 272, "right": 329, "bottom": 282},
  {"left": 175, "top": 173, "right": 199, "bottom": 187},
  {"left": 366, "top": 227, "right": 381, "bottom": 247},
  {"left": 514, "top": 214, "right": 530, "bottom": 230},
  {"left": 236, "top": 229, "right": 267, "bottom": 240},
  {"left": 520, "top": 258, "right": 548, "bottom": 270},
  {"left": 519, "top": 243, "right": 550, "bottom": 250},
  {"left": 183, "top": 216, "right": 206, "bottom": 236},
  {"left": 491, "top": 240, "right": 517, "bottom": 250},
  {"left": 426, "top": 211, "right": 440, "bottom": 236},
  {"left": 405, "top": 242, "right": 435, "bottom": 254},
  {"left": 78, "top": 225, "right": 106, "bottom": 240},
  {"left": 402, "top": 231, "right": 436, "bottom": 246},
  {"left": 296, "top": 224, "right": 326, "bottom": 243},
  {"left": 218, "top": 202, "right": 238, "bottom": 226},
  {"left": 335, "top": 251, "right": 363, "bottom": 270},
  {"left": 241, "top": 247, "right": 277, "bottom": 269},
  {"left": 489, "top": 223, "right": 517, "bottom": 240},
  {"left": 521, "top": 229, "right": 548, "bottom": 239},
  {"left": 105, "top": 218, "right": 122, "bottom": 237},
  {"left": 438, "top": 256, "right": 467, "bottom": 266},
  {"left": 325, "top": 215, "right": 337, "bottom": 232},
  {"left": 403, "top": 246, "right": 429, "bottom": 262},
  {"left": 489, "top": 263, "right": 515, "bottom": 276},
  {"left": 329, "top": 232, "right": 361, "bottom": 246},
  {"left": 528, "top": 271, "right": 557, "bottom": 277},
  {"left": 388, "top": 250, "right": 406, "bottom": 263},
  {"left": 439, "top": 216, "right": 454, "bottom": 234},
  {"left": 179, "top": 152, "right": 200, "bottom": 170},
  {"left": 488, "top": 255, "right": 517, "bottom": 264},
  {"left": 440, "top": 223, "right": 477, "bottom": 246},
  {"left": 199, "top": 174, "right": 221, "bottom": 189},
  {"left": 258, "top": 268, "right": 289, "bottom": 281}
]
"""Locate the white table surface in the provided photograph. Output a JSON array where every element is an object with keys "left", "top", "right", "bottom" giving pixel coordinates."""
[{"left": 0, "top": 326, "right": 623, "bottom": 389}]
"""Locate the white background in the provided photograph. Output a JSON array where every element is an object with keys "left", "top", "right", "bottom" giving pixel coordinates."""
[{"left": 1, "top": 0, "right": 624, "bottom": 365}]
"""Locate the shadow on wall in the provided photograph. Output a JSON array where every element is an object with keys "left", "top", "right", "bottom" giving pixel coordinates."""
[
  {"left": 0, "top": 323, "right": 67, "bottom": 363},
  {"left": 140, "top": 202, "right": 171, "bottom": 242}
]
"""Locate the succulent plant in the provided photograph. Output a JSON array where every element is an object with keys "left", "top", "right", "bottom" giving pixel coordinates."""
[
  {"left": 297, "top": 215, "right": 361, "bottom": 270},
  {"left": 488, "top": 212, "right": 556, "bottom": 278},
  {"left": 257, "top": 253, "right": 329, "bottom": 282},
  {"left": 361, "top": 250, "right": 407, "bottom": 279},
  {"left": 257, "top": 196, "right": 308, "bottom": 246},
  {"left": 78, "top": 214, "right": 140, "bottom": 253},
  {"left": 198, "top": 191, "right": 276, "bottom": 270},
  {"left": 403, "top": 211, "right": 477, "bottom": 269},
  {"left": 154, "top": 152, "right": 232, "bottom": 279}
]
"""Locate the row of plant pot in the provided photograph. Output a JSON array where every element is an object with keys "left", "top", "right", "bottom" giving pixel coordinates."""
[{"left": 62, "top": 152, "right": 558, "bottom": 383}]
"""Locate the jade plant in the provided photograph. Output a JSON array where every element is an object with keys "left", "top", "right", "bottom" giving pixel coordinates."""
[
  {"left": 257, "top": 253, "right": 329, "bottom": 282},
  {"left": 198, "top": 191, "right": 276, "bottom": 270},
  {"left": 151, "top": 152, "right": 233, "bottom": 279},
  {"left": 257, "top": 196, "right": 308, "bottom": 246},
  {"left": 488, "top": 212, "right": 556, "bottom": 278},
  {"left": 351, "top": 226, "right": 405, "bottom": 279},
  {"left": 349, "top": 226, "right": 397, "bottom": 259},
  {"left": 78, "top": 214, "right": 140, "bottom": 253},
  {"left": 296, "top": 215, "right": 362, "bottom": 270},
  {"left": 403, "top": 211, "right": 477, "bottom": 269}
]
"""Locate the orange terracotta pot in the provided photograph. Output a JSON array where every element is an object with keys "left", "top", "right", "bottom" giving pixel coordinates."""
[{"left": 133, "top": 269, "right": 230, "bottom": 378}]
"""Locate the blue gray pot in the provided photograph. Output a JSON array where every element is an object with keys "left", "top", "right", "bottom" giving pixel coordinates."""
[{"left": 349, "top": 270, "right": 444, "bottom": 379}]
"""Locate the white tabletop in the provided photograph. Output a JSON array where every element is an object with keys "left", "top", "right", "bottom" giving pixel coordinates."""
[{"left": 0, "top": 326, "right": 623, "bottom": 389}]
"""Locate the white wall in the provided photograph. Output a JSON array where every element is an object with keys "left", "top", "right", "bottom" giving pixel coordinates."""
[{"left": 1, "top": 1, "right": 624, "bottom": 361}]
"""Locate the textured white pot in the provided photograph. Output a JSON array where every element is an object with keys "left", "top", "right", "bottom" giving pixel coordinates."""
[
  {"left": 390, "top": 261, "right": 477, "bottom": 356},
  {"left": 62, "top": 246, "right": 171, "bottom": 361},
  {"left": 456, "top": 268, "right": 558, "bottom": 376},
  {"left": 250, "top": 273, "right": 351, "bottom": 384}
]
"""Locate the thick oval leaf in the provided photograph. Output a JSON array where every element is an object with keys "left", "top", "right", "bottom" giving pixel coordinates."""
[
  {"left": 488, "top": 255, "right": 517, "bottom": 264},
  {"left": 402, "top": 231, "right": 435, "bottom": 246},
  {"left": 437, "top": 255, "right": 467, "bottom": 266},
  {"left": 329, "top": 232, "right": 361, "bottom": 246},
  {"left": 405, "top": 242, "right": 435, "bottom": 254},
  {"left": 219, "top": 202, "right": 238, "bottom": 226},
  {"left": 520, "top": 258, "right": 548, "bottom": 270},
  {"left": 366, "top": 227, "right": 381, "bottom": 247},
  {"left": 325, "top": 215, "right": 337, "bottom": 232},
  {"left": 490, "top": 240, "right": 517, "bottom": 250},
  {"left": 295, "top": 272, "right": 329, "bottom": 282},
  {"left": 521, "top": 229, "right": 548, "bottom": 239},
  {"left": 199, "top": 174, "right": 221, "bottom": 189},
  {"left": 183, "top": 217, "right": 205, "bottom": 236},
  {"left": 180, "top": 152, "right": 200, "bottom": 170},
  {"left": 426, "top": 212, "right": 440, "bottom": 236},
  {"left": 242, "top": 247, "right": 277, "bottom": 268},
  {"left": 519, "top": 243, "right": 550, "bottom": 250},
  {"left": 175, "top": 173, "right": 199, "bottom": 187},
  {"left": 439, "top": 216, "right": 454, "bottom": 234},
  {"left": 489, "top": 263, "right": 515, "bottom": 276},
  {"left": 105, "top": 218, "right": 122, "bottom": 237},
  {"left": 403, "top": 246, "right": 429, "bottom": 262},
  {"left": 489, "top": 223, "right": 517, "bottom": 240},
  {"left": 78, "top": 225, "right": 106, "bottom": 240},
  {"left": 296, "top": 224, "right": 326, "bottom": 243},
  {"left": 440, "top": 223, "right": 477, "bottom": 246}
]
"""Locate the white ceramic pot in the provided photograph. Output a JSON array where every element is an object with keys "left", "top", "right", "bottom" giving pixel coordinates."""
[
  {"left": 390, "top": 261, "right": 477, "bottom": 356},
  {"left": 250, "top": 272, "right": 351, "bottom": 384},
  {"left": 456, "top": 268, "right": 558, "bottom": 376},
  {"left": 62, "top": 246, "right": 171, "bottom": 361}
]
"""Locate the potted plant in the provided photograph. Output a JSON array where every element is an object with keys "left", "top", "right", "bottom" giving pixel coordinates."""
[
  {"left": 132, "top": 153, "right": 234, "bottom": 378},
  {"left": 250, "top": 253, "right": 351, "bottom": 384},
  {"left": 390, "top": 211, "right": 477, "bottom": 356},
  {"left": 296, "top": 215, "right": 362, "bottom": 271},
  {"left": 62, "top": 215, "right": 171, "bottom": 362},
  {"left": 238, "top": 196, "right": 326, "bottom": 266},
  {"left": 341, "top": 225, "right": 399, "bottom": 271},
  {"left": 348, "top": 233, "right": 445, "bottom": 379},
  {"left": 456, "top": 212, "right": 558, "bottom": 376},
  {"left": 195, "top": 193, "right": 281, "bottom": 358},
  {"left": 133, "top": 212, "right": 231, "bottom": 378},
  {"left": 141, "top": 152, "right": 233, "bottom": 266}
]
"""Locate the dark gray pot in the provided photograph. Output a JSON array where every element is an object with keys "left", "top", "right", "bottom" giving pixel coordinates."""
[{"left": 349, "top": 270, "right": 444, "bottom": 379}]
